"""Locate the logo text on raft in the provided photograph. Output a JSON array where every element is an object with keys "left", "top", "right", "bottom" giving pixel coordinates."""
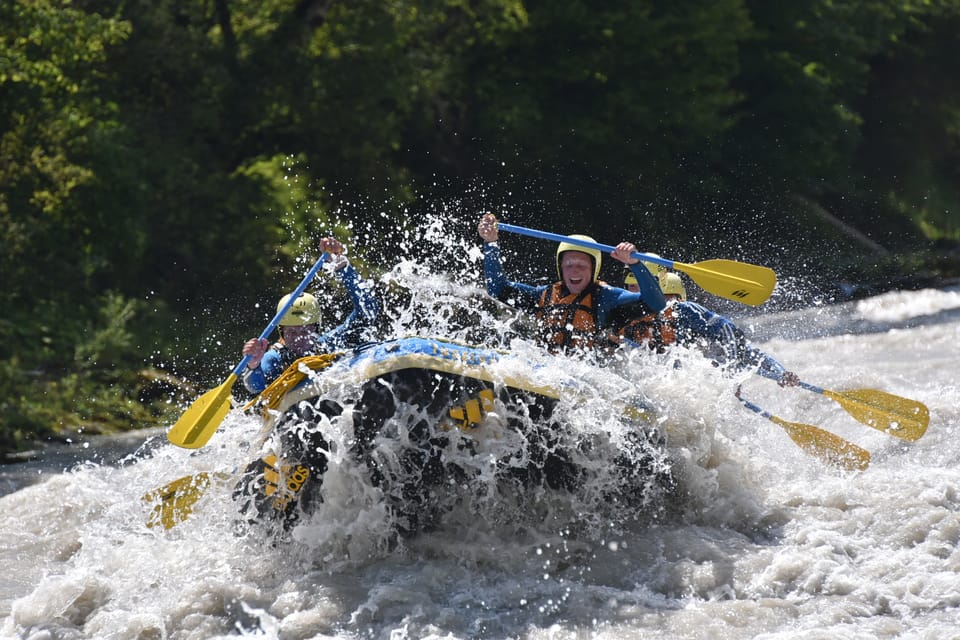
[
  {"left": 445, "top": 388, "right": 496, "bottom": 431},
  {"left": 430, "top": 342, "right": 498, "bottom": 365},
  {"left": 259, "top": 454, "right": 311, "bottom": 512}
]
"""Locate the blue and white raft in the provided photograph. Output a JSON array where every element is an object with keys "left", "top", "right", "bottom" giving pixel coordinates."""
[{"left": 234, "top": 336, "right": 675, "bottom": 535}]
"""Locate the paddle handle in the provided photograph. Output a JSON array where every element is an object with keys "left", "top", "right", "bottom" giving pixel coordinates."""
[
  {"left": 496, "top": 223, "right": 672, "bottom": 269},
  {"left": 737, "top": 393, "right": 773, "bottom": 420},
  {"left": 798, "top": 381, "right": 825, "bottom": 395},
  {"left": 231, "top": 251, "right": 330, "bottom": 377}
]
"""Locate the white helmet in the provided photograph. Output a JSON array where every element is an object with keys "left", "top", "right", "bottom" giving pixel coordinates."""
[
  {"left": 555, "top": 235, "right": 602, "bottom": 281},
  {"left": 276, "top": 292, "right": 321, "bottom": 326},
  {"left": 661, "top": 273, "right": 687, "bottom": 300},
  {"left": 641, "top": 253, "right": 665, "bottom": 277}
]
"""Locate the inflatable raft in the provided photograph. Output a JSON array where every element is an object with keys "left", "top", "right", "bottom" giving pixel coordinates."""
[{"left": 233, "top": 336, "right": 674, "bottom": 535}]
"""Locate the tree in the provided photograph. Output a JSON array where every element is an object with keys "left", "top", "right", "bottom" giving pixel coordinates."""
[{"left": 0, "top": 0, "right": 131, "bottom": 307}]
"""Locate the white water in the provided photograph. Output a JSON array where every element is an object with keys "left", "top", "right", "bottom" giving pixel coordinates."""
[{"left": 2, "top": 255, "right": 959, "bottom": 639}]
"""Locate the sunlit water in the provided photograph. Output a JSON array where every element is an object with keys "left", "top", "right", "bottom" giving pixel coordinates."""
[{"left": 2, "top": 227, "right": 959, "bottom": 639}]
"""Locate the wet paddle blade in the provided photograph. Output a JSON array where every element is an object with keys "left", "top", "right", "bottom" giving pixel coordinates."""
[
  {"left": 738, "top": 392, "right": 870, "bottom": 471},
  {"left": 770, "top": 415, "right": 871, "bottom": 471},
  {"left": 166, "top": 374, "right": 237, "bottom": 449},
  {"left": 824, "top": 388, "right": 929, "bottom": 441},
  {"left": 142, "top": 472, "right": 227, "bottom": 529},
  {"left": 674, "top": 259, "right": 777, "bottom": 307}
]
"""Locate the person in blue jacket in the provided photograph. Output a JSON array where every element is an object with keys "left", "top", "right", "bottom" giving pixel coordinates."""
[
  {"left": 477, "top": 213, "right": 665, "bottom": 356},
  {"left": 620, "top": 267, "right": 799, "bottom": 386},
  {"left": 240, "top": 236, "right": 380, "bottom": 394}
]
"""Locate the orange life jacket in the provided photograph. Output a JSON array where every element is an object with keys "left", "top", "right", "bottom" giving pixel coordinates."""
[
  {"left": 618, "top": 304, "right": 678, "bottom": 353},
  {"left": 536, "top": 281, "right": 604, "bottom": 352}
]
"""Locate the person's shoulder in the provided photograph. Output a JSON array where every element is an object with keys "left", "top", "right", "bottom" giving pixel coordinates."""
[
  {"left": 517, "top": 279, "right": 551, "bottom": 294},
  {"left": 678, "top": 301, "right": 736, "bottom": 325},
  {"left": 671, "top": 300, "right": 708, "bottom": 320}
]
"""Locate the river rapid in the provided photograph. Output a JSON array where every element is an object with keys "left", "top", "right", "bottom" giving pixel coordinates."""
[{"left": 2, "top": 249, "right": 959, "bottom": 639}]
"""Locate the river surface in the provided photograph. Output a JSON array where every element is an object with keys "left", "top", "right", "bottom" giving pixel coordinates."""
[{"left": 2, "top": 272, "right": 959, "bottom": 640}]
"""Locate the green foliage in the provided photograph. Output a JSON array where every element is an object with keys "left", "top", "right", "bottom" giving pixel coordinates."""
[
  {"left": 389, "top": 0, "right": 754, "bottom": 233},
  {"left": 0, "top": 0, "right": 131, "bottom": 309},
  {"left": 0, "top": 292, "right": 183, "bottom": 453},
  {"left": 852, "top": 1, "right": 960, "bottom": 243},
  {"left": 727, "top": 0, "right": 906, "bottom": 193},
  {"left": 3, "top": 0, "right": 960, "bottom": 456}
]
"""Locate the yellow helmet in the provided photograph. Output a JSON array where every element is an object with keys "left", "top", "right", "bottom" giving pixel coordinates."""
[
  {"left": 623, "top": 269, "right": 638, "bottom": 287},
  {"left": 277, "top": 292, "right": 321, "bottom": 326},
  {"left": 661, "top": 273, "right": 687, "bottom": 300},
  {"left": 555, "top": 234, "right": 602, "bottom": 281},
  {"left": 641, "top": 253, "right": 665, "bottom": 277}
]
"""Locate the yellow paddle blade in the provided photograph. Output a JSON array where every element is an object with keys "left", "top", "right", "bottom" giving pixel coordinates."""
[
  {"left": 142, "top": 472, "right": 229, "bottom": 529},
  {"left": 166, "top": 374, "right": 237, "bottom": 449},
  {"left": 771, "top": 415, "right": 871, "bottom": 471},
  {"left": 674, "top": 259, "right": 777, "bottom": 306},
  {"left": 824, "top": 388, "right": 929, "bottom": 441}
]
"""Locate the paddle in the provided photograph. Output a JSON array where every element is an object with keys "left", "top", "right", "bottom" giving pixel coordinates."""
[
  {"left": 799, "top": 381, "right": 929, "bottom": 441},
  {"left": 735, "top": 388, "right": 871, "bottom": 471},
  {"left": 496, "top": 223, "right": 777, "bottom": 306},
  {"left": 166, "top": 252, "right": 330, "bottom": 449},
  {"left": 142, "top": 472, "right": 232, "bottom": 529}
]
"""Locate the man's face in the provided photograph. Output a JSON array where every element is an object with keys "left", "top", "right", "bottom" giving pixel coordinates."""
[
  {"left": 560, "top": 251, "right": 593, "bottom": 295},
  {"left": 281, "top": 324, "right": 316, "bottom": 355},
  {"left": 625, "top": 283, "right": 640, "bottom": 293}
]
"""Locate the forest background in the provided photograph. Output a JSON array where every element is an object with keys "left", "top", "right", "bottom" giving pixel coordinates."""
[{"left": 2, "top": 0, "right": 959, "bottom": 455}]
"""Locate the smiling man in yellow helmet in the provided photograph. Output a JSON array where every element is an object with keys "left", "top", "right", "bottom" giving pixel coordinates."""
[
  {"left": 477, "top": 213, "right": 665, "bottom": 355},
  {"left": 239, "top": 236, "right": 381, "bottom": 394}
]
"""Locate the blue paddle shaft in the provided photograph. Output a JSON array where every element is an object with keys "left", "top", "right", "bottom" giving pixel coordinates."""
[
  {"left": 738, "top": 395, "right": 773, "bottom": 420},
  {"left": 231, "top": 252, "right": 330, "bottom": 377},
  {"left": 496, "top": 223, "right": 673, "bottom": 268},
  {"left": 798, "top": 381, "right": 825, "bottom": 395}
]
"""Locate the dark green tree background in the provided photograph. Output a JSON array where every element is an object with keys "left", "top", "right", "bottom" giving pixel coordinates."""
[{"left": 2, "top": 0, "right": 958, "bottom": 452}]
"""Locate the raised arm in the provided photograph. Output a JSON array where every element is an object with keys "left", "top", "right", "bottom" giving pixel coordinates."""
[
  {"left": 610, "top": 241, "right": 666, "bottom": 312},
  {"left": 478, "top": 213, "right": 542, "bottom": 306}
]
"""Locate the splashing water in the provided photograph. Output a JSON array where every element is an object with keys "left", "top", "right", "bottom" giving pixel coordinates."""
[{"left": 2, "top": 211, "right": 958, "bottom": 640}]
